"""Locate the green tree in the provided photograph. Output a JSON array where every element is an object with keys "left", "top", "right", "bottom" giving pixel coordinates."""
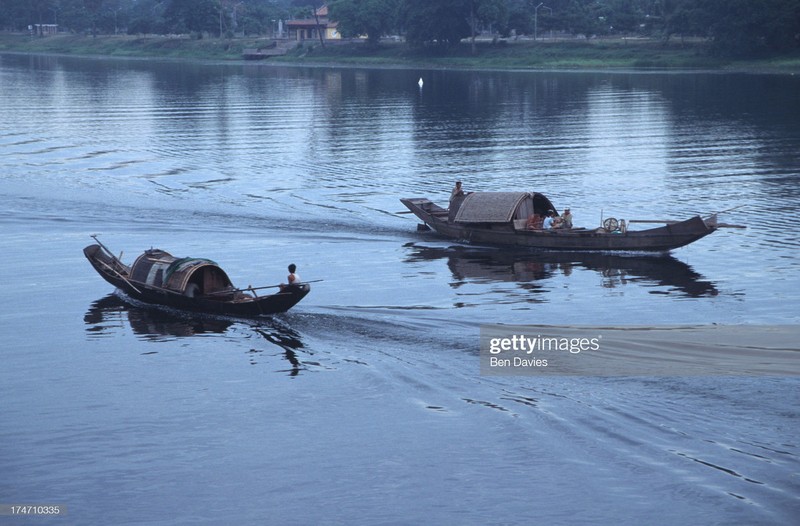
[
  {"left": 660, "top": 0, "right": 709, "bottom": 41},
  {"left": 603, "top": 0, "right": 644, "bottom": 33},
  {"left": 164, "top": 0, "right": 219, "bottom": 35},
  {"left": 329, "top": 0, "right": 400, "bottom": 45},
  {"left": 234, "top": 1, "right": 292, "bottom": 37},
  {"left": 399, "top": 0, "right": 506, "bottom": 48},
  {"left": 127, "top": 0, "right": 168, "bottom": 35},
  {"left": 467, "top": 0, "right": 507, "bottom": 52},
  {"left": 503, "top": 0, "right": 533, "bottom": 36},
  {"left": 83, "top": 0, "right": 103, "bottom": 36},
  {"left": 704, "top": 0, "right": 800, "bottom": 56}
]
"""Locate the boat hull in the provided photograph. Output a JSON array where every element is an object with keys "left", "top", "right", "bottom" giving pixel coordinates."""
[
  {"left": 401, "top": 198, "right": 717, "bottom": 252},
  {"left": 84, "top": 244, "right": 309, "bottom": 317}
]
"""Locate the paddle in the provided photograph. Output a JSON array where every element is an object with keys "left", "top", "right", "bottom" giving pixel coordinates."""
[
  {"left": 96, "top": 256, "right": 143, "bottom": 294},
  {"left": 204, "top": 279, "right": 324, "bottom": 296}
]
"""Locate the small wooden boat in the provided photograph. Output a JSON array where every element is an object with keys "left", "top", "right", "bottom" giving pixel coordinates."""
[
  {"left": 84, "top": 237, "right": 310, "bottom": 317},
  {"left": 401, "top": 192, "right": 728, "bottom": 252}
]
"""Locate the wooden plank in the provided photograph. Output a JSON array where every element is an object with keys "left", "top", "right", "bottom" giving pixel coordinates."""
[{"left": 627, "top": 219, "right": 679, "bottom": 224}]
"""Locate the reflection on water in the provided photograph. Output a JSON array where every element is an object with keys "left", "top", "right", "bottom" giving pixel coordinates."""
[
  {"left": 84, "top": 293, "right": 309, "bottom": 375},
  {"left": 84, "top": 293, "right": 234, "bottom": 339},
  {"left": 254, "top": 327, "right": 305, "bottom": 376},
  {"left": 404, "top": 243, "right": 719, "bottom": 298}
]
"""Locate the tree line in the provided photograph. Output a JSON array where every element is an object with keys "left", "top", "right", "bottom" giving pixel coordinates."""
[
  {"left": 2, "top": 0, "right": 798, "bottom": 56},
  {"left": 1, "top": 0, "right": 301, "bottom": 38}
]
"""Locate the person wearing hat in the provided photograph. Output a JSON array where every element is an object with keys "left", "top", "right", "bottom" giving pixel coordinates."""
[{"left": 559, "top": 208, "right": 573, "bottom": 229}]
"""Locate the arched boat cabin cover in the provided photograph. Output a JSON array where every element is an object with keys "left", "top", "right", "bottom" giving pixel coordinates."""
[
  {"left": 449, "top": 192, "right": 557, "bottom": 224},
  {"left": 130, "top": 249, "right": 233, "bottom": 297}
]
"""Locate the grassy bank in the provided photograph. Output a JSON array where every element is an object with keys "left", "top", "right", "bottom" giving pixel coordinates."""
[
  {"left": 290, "top": 38, "right": 723, "bottom": 70},
  {"left": 0, "top": 33, "right": 267, "bottom": 60},
  {"left": 2, "top": 32, "right": 799, "bottom": 73}
]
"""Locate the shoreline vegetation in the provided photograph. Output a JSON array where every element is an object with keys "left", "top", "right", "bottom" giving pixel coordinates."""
[{"left": 2, "top": 33, "right": 799, "bottom": 74}]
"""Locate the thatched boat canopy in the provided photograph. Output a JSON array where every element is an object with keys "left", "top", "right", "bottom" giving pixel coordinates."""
[
  {"left": 453, "top": 192, "right": 557, "bottom": 224},
  {"left": 130, "top": 249, "right": 233, "bottom": 297}
]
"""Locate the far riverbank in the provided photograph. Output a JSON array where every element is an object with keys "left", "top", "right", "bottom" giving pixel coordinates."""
[{"left": 2, "top": 32, "right": 799, "bottom": 74}]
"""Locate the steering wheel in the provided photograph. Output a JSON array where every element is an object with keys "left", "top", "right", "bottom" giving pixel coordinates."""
[{"left": 603, "top": 217, "right": 619, "bottom": 232}]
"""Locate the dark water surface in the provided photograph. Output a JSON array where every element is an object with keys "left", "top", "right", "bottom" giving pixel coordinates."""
[{"left": 1, "top": 53, "right": 799, "bottom": 525}]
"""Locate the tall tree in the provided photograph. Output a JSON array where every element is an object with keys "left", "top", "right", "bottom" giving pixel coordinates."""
[
  {"left": 164, "top": 0, "right": 219, "bottom": 35},
  {"left": 467, "top": 0, "right": 507, "bottom": 53},
  {"left": 84, "top": 0, "right": 104, "bottom": 36},
  {"left": 329, "top": 0, "right": 399, "bottom": 45},
  {"left": 661, "top": 0, "right": 708, "bottom": 41},
  {"left": 400, "top": 0, "right": 488, "bottom": 47},
  {"left": 703, "top": 0, "right": 800, "bottom": 55}
]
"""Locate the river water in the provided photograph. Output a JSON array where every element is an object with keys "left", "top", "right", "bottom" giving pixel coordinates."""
[{"left": 1, "top": 53, "right": 799, "bottom": 525}]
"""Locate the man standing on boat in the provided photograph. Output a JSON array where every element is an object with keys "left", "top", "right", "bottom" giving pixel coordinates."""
[{"left": 450, "top": 181, "right": 465, "bottom": 203}]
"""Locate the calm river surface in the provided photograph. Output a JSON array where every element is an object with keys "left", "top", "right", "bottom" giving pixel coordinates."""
[{"left": 1, "top": 53, "right": 799, "bottom": 525}]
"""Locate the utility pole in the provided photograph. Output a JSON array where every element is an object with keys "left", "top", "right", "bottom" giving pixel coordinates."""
[
  {"left": 534, "top": 3, "right": 552, "bottom": 41},
  {"left": 312, "top": 2, "right": 326, "bottom": 48}
]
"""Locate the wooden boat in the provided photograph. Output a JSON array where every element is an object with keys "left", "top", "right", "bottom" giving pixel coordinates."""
[
  {"left": 400, "top": 192, "right": 725, "bottom": 252},
  {"left": 84, "top": 237, "right": 310, "bottom": 317}
]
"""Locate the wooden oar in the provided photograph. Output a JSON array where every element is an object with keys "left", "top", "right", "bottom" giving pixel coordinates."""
[
  {"left": 90, "top": 234, "right": 119, "bottom": 259},
  {"left": 89, "top": 235, "right": 143, "bottom": 294},
  {"left": 204, "top": 279, "right": 324, "bottom": 296},
  {"left": 627, "top": 219, "right": 679, "bottom": 224},
  {"left": 628, "top": 218, "right": 745, "bottom": 228},
  {"left": 714, "top": 204, "right": 746, "bottom": 215},
  {"left": 97, "top": 259, "right": 142, "bottom": 294}
]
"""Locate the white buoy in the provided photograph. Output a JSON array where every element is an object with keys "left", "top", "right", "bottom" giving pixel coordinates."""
[{"left": 418, "top": 77, "right": 424, "bottom": 88}]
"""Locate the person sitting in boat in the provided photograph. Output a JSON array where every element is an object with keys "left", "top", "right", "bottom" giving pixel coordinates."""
[
  {"left": 450, "top": 181, "right": 465, "bottom": 203},
  {"left": 526, "top": 213, "right": 543, "bottom": 230},
  {"left": 542, "top": 210, "right": 556, "bottom": 229},
  {"left": 287, "top": 263, "right": 301, "bottom": 285},
  {"left": 556, "top": 208, "right": 573, "bottom": 229},
  {"left": 280, "top": 264, "right": 301, "bottom": 291}
]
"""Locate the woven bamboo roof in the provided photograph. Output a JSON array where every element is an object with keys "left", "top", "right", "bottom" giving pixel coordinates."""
[{"left": 453, "top": 192, "right": 529, "bottom": 223}]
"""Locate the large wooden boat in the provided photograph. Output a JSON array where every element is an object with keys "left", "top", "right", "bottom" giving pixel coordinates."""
[
  {"left": 84, "top": 237, "right": 309, "bottom": 317},
  {"left": 401, "top": 192, "right": 722, "bottom": 252}
]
